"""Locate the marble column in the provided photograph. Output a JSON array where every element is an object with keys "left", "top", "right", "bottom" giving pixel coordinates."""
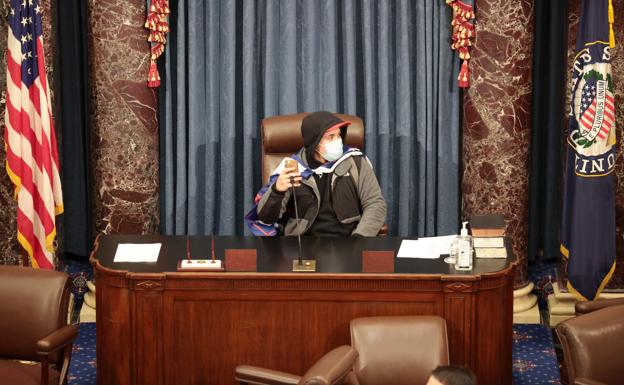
[
  {"left": 0, "top": 0, "right": 57, "bottom": 265},
  {"left": 87, "top": 0, "right": 159, "bottom": 235},
  {"left": 462, "top": 0, "right": 534, "bottom": 288}
]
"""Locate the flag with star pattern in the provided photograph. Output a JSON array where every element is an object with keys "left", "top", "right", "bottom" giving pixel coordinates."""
[{"left": 4, "top": 0, "right": 63, "bottom": 268}]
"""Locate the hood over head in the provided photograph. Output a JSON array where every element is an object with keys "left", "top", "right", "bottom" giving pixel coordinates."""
[{"left": 300, "top": 111, "right": 350, "bottom": 164}]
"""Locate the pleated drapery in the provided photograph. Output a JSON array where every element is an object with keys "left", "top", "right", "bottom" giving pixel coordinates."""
[{"left": 161, "top": 0, "right": 460, "bottom": 237}]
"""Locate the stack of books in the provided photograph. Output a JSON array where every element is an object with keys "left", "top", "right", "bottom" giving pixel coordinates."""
[{"left": 470, "top": 214, "right": 507, "bottom": 259}]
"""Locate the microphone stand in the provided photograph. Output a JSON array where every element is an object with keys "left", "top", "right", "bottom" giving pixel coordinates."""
[
  {"left": 210, "top": 233, "right": 217, "bottom": 264},
  {"left": 186, "top": 235, "right": 191, "bottom": 263},
  {"left": 178, "top": 234, "right": 222, "bottom": 271},
  {"left": 291, "top": 175, "right": 316, "bottom": 272}
]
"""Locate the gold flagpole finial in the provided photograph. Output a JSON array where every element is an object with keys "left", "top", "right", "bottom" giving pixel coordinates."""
[{"left": 609, "top": 0, "right": 616, "bottom": 48}]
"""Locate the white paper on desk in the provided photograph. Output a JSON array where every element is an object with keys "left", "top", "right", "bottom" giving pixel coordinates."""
[
  {"left": 113, "top": 243, "right": 161, "bottom": 263},
  {"left": 397, "top": 235, "right": 457, "bottom": 259}
]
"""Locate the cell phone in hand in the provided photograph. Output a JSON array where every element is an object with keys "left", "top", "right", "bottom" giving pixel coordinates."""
[
  {"left": 284, "top": 159, "right": 297, "bottom": 172},
  {"left": 284, "top": 159, "right": 301, "bottom": 188}
]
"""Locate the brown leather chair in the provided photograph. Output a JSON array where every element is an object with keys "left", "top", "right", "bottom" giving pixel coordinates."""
[
  {"left": 346, "top": 316, "right": 449, "bottom": 385},
  {"left": 261, "top": 112, "right": 364, "bottom": 185},
  {"left": 0, "top": 265, "right": 78, "bottom": 385},
  {"left": 235, "top": 345, "right": 358, "bottom": 385},
  {"left": 573, "top": 297, "right": 624, "bottom": 315},
  {"left": 260, "top": 112, "right": 387, "bottom": 235},
  {"left": 555, "top": 299, "right": 624, "bottom": 385}
]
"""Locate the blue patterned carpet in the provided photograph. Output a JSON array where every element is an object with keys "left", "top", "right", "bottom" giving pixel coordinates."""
[
  {"left": 513, "top": 324, "right": 561, "bottom": 385},
  {"left": 69, "top": 323, "right": 96, "bottom": 385}
]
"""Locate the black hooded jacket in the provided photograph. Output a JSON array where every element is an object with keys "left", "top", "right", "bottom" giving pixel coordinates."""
[
  {"left": 301, "top": 111, "right": 352, "bottom": 235},
  {"left": 257, "top": 111, "right": 387, "bottom": 237}
]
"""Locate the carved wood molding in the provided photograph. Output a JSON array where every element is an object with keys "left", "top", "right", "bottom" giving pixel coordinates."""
[
  {"left": 443, "top": 281, "right": 475, "bottom": 293},
  {"left": 135, "top": 280, "right": 164, "bottom": 291},
  {"left": 164, "top": 278, "right": 443, "bottom": 291}
]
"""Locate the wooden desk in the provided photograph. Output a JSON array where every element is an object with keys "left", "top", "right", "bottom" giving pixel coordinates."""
[{"left": 91, "top": 235, "right": 515, "bottom": 385}]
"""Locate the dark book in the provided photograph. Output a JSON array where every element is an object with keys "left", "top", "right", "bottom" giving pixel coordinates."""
[{"left": 469, "top": 213, "right": 506, "bottom": 237}]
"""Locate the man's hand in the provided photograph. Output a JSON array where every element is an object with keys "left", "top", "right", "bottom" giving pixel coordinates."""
[{"left": 274, "top": 160, "right": 302, "bottom": 192}]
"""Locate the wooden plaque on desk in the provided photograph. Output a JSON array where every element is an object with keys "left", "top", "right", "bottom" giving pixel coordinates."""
[
  {"left": 362, "top": 250, "right": 394, "bottom": 273},
  {"left": 225, "top": 249, "right": 257, "bottom": 271}
]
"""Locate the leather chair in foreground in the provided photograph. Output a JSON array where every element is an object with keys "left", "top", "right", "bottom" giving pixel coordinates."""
[
  {"left": 346, "top": 315, "right": 449, "bottom": 385},
  {"left": 555, "top": 299, "right": 624, "bottom": 385},
  {"left": 0, "top": 265, "right": 78, "bottom": 385},
  {"left": 234, "top": 345, "right": 358, "bottom": 385},
  {"left": 261, "top": 112, "right": 387, "bottom": 236}
]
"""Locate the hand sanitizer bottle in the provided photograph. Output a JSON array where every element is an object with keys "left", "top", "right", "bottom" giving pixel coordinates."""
[{"left": 455, "top": 221, "right": 473, "bottom": 270}]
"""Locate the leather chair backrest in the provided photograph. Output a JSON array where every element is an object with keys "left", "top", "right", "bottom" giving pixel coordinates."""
[
  {"left": 556, "top": 304, "right": 624, "bottom": 385},
  {"left": 350, "top": 315, "right": 449, "bottom": 385},
  {"left": 261, "top": 113, "right": 364, "bottom": 184},
  {"left": 0, "top": 265, "right": 71, "bottom": 363}
]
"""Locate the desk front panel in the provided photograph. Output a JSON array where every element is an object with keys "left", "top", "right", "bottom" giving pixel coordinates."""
[{"left": 93, "top": 236, "right": 514, "bottom": 385}]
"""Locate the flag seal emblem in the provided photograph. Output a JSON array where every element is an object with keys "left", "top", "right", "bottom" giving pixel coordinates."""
[
  {"left": 569, "top": 46, "right": 617, "bottom": 177},
  {"left": 570, "top": 53, "right": 616, "bottom": 156}
]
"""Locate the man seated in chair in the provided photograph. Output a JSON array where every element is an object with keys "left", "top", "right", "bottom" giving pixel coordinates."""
[{"left": 246, "top": 111, "right": 386, "bottom": 237}]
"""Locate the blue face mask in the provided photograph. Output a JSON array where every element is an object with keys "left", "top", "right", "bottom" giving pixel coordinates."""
[{"left": 320, "top": 138, "right": 344, "bottom": 162}]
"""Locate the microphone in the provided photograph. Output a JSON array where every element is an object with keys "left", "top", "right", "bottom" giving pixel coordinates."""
[
  {"left": 286, "top": 159, "right": 316, "bottom": 272},
  {"left": 186, "top": 235, "right": 191, "bottom": 263},
  {"left": 211, "top": 234, "right": 216, "bottom": 262},
  {"left": 291, "top": 175, "right": 303, "bottom": 265}
]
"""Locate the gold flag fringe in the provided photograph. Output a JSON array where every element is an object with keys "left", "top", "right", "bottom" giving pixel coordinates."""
[{"left": 609, "top": 0, "right": 616, "bottom": 48}]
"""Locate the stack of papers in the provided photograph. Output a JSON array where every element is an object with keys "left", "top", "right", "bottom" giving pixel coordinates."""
[
  {"left": 473, "top": 237, "right": 504, "bottom": 248},
  {"left": 113, "top": 243, "right": 162, "bottom": 263},
  {"left": 473, "top": 236, "right": 506, "bottom": 259},
  {"left": 397, "top": 235, "right": 457, "bottom": 259},
  {"left": 475, "top": 248, "right": 507, "bottom": 259}
]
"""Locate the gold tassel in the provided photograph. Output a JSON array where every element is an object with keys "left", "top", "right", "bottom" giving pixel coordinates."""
[
  {"left": 609, "top": 0, "right": 616, "bottom": 48},
  {"left": 147, "top": 60, "right": 161, "bottom": 87},
  {"left": 145, "top": 0, "right": 170, "bottom": 88},
  {"left": 458, "top": 60, "right": 470, "bottom": 88}
]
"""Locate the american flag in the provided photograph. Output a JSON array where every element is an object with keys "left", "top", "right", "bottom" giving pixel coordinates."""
[
  {"left": 4, "top": 0, "right": 63, "bottom": 269},
  {"left": 579, "top": 79, "right": 615, "bottom": 141}
]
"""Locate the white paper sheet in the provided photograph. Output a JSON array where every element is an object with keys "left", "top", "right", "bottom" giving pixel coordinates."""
[
  {"left": 396, "top": 235, "right": 457, "bottom": 259},
  {"left": 113, "top": 243, "right": 161, "bottom": 263}
]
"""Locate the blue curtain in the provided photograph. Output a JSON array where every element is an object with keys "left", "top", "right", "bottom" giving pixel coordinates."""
[{"left": 161, "top": 0, "right": 460, "bottom": 237}]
